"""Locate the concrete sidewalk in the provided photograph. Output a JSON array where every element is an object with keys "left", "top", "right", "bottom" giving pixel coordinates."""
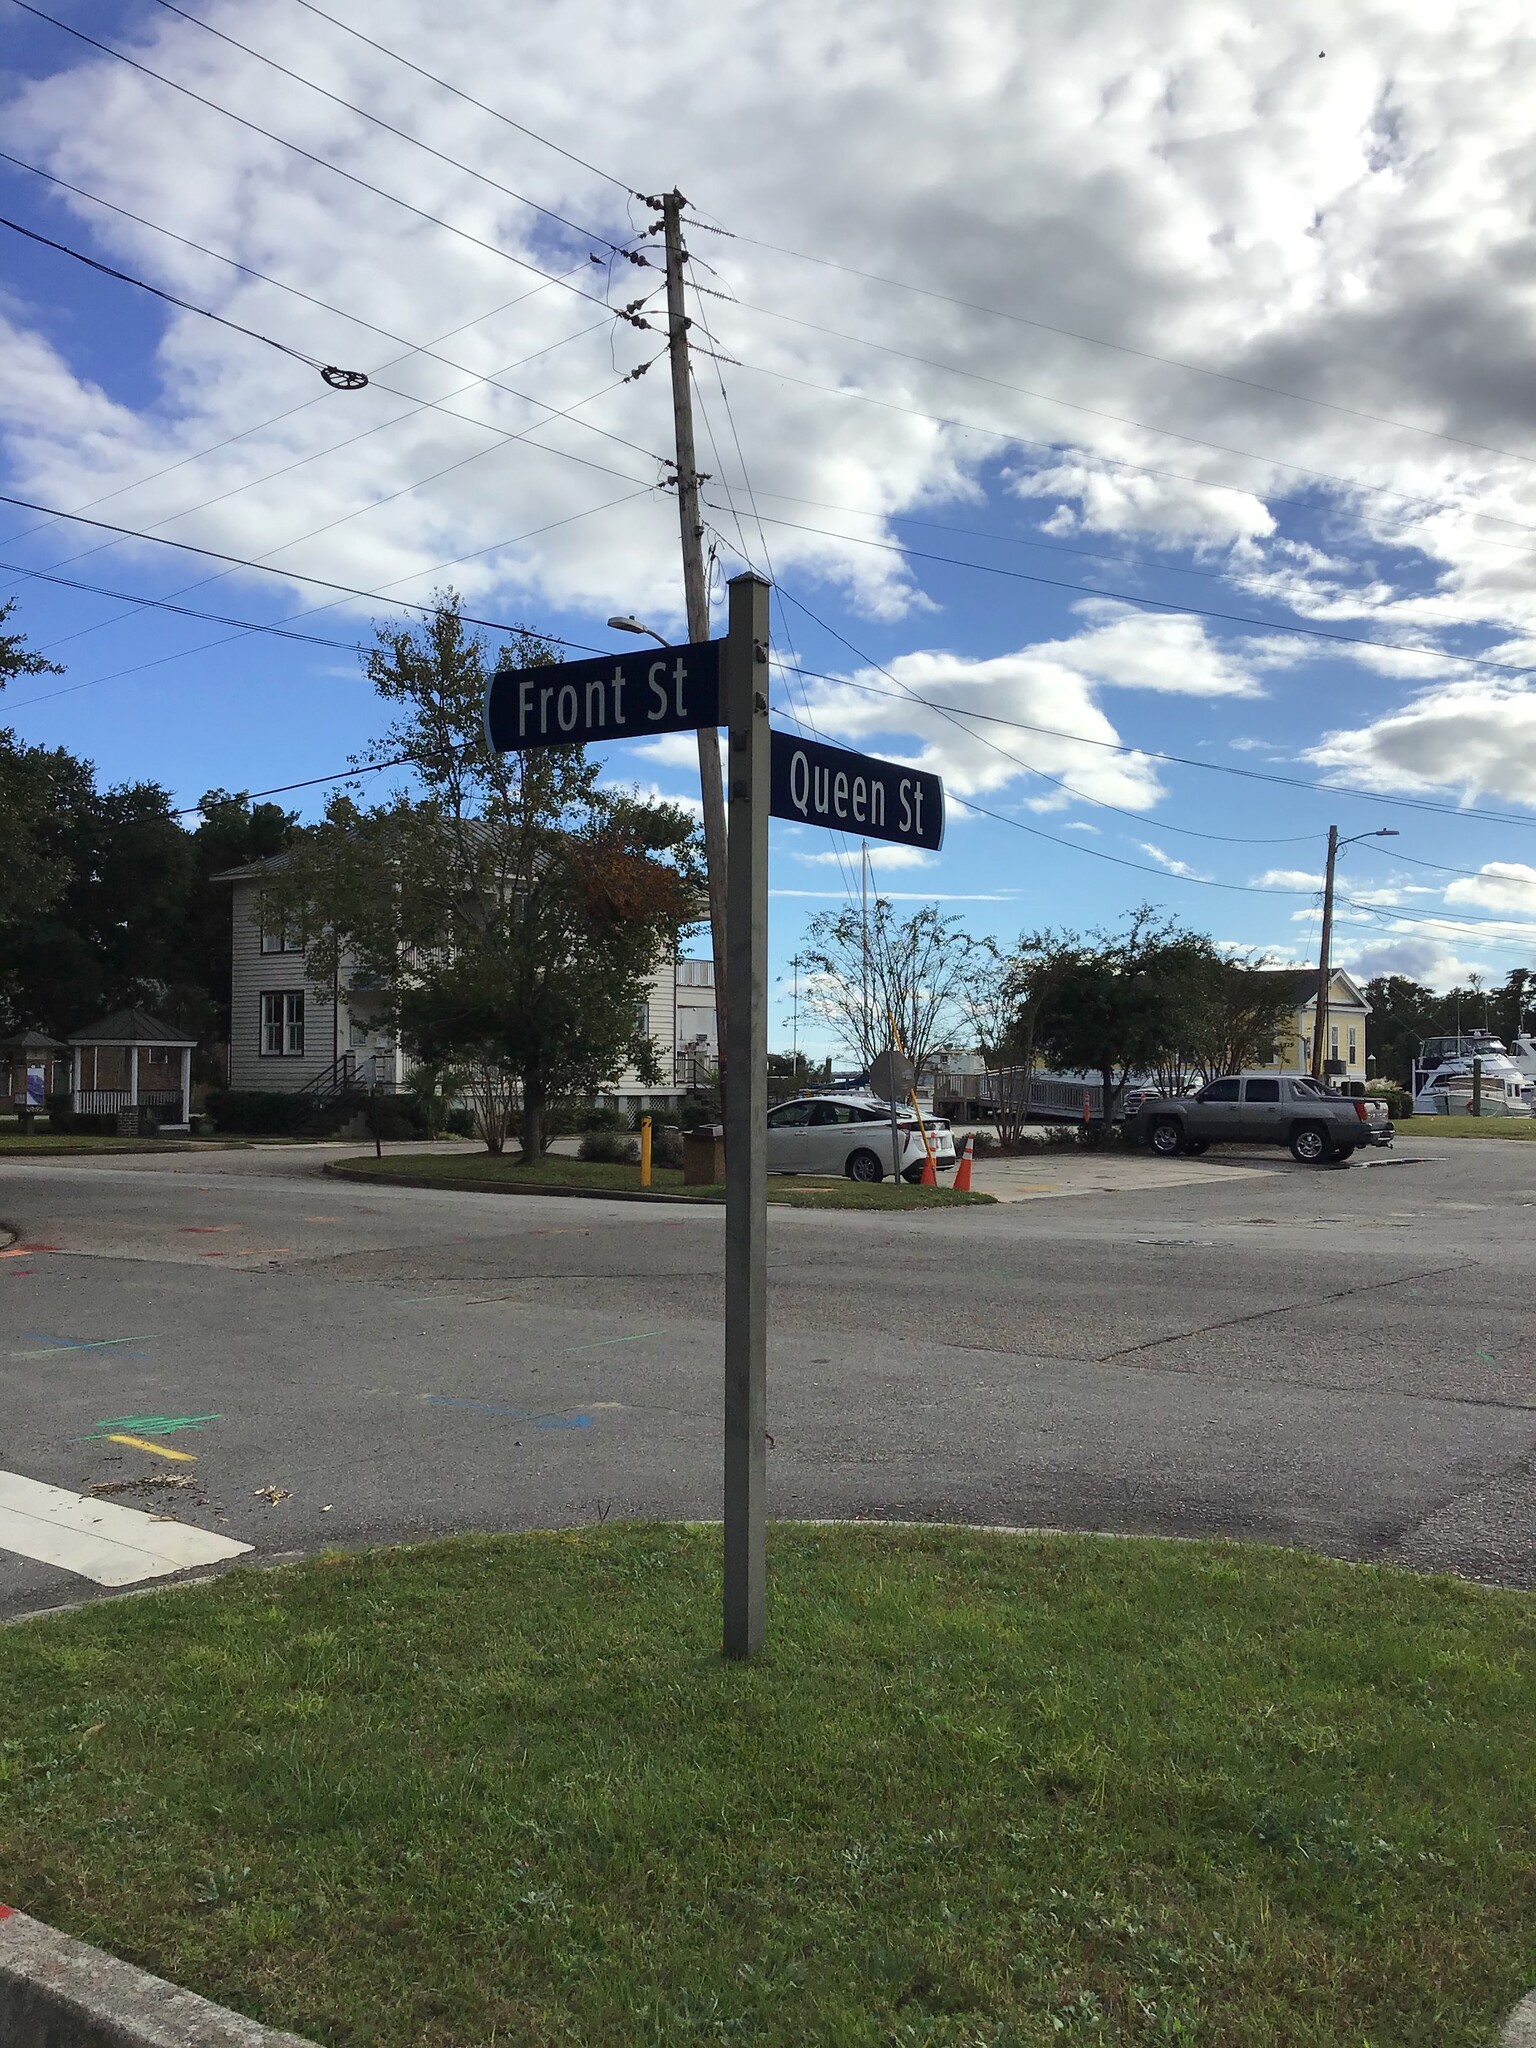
[{"left": 967, "top": 1148, "right": 1271, "bottom": 1202}]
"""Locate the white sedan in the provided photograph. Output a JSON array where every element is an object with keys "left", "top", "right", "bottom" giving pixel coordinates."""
[{"left": 765, "top": 1094, "right": 957, "bottom": 1182}]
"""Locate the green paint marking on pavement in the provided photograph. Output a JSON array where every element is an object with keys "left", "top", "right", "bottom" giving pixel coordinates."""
[
  {"left": 87, "top": 1412, "right": 222, "bottom": 1438},
  {"left": 1476, "top": 1350, "right": 1499, "bottom": 1366}
]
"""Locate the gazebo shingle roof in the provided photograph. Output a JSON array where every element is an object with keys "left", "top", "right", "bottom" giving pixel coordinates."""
[
  {"left": 0, "top": 1029, "right": 69, "bottom": 1053},
  {"left": 67, "top": 1007, "right": 196, "bottom": 1046}
]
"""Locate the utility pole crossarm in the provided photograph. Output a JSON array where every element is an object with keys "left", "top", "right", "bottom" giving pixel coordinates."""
[{"left": 660, "top": 190, "right": 729, "bottom": 1063}]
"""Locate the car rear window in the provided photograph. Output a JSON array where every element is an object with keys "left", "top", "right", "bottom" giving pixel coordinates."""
[{"left": 1288, "top": 1078, "right": 1332, "bottom": 1100}]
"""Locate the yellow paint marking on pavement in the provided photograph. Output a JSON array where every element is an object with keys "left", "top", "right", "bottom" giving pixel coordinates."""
[{"left": 104, "top": 1434, "right": 198, "bottom": 1462}]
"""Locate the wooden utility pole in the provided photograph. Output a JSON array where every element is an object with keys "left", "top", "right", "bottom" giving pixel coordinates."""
[
  {"left": 1311, "top": 823, "right": 1339, "bottom": 1079},
  {"left": 660, "top": 190, "right": 729, "bottom": 1057}
]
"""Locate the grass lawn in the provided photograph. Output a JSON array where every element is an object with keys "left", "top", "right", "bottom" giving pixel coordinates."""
[
  {"left": 1, "top": 1526, "right": 1532, "bottom": 2047},
  {"left": 327, "top": 1150, "right": 995, "bottom": 1209},
  {"left": 1406, "top": 1115, "right": 1536, "bottom": 1139}
]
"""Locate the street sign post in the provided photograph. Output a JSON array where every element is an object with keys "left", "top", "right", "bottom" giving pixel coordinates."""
[
  {"left": 484, "top": 584, "right": 942, "bottom": 1661},
  {"left": 868, "top": 1048, "right": 915, "bottom": 1191}
]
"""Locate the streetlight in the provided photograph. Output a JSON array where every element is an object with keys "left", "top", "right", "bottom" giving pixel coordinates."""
[
  {"left": 607, "top": 614, "right": 669, "bottom": 649},
  {"left": 1312, "top": 825, "right": 1400, "bottom": 1078}
]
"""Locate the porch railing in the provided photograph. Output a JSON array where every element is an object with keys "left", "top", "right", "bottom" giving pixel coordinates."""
[{"left": 76, "top": 1089, "right": 185, "bottom": 1119}]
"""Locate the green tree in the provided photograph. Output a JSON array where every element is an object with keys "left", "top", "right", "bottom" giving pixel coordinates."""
[
  {"left": 1035, "top": 907, "right": 1187, "bottom": 1125},
  {"left": 270, "top": 598, "right": 701, "bottom": 1156},
  {"left": 1362, "top": 975, "right": 1439, "bottom": 1085}
]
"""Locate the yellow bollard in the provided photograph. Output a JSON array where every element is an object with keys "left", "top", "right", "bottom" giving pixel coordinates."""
[{"left": 640, "top": 1113, "right": 652, "bottom": 1187}]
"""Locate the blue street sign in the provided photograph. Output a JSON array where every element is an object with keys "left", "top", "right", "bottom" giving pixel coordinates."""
[
  {"left": 770, "top": 731, "right": 944, "bottom": 851},
  {"left": 485, "top": 640, "right": 721, "bottom": 751}
]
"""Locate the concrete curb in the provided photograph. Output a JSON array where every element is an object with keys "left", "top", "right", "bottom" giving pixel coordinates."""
[
  {"left": 0, "top": 1905, "right": 318, "bottom": 2047},
  {"left": 322, "top": 1159, "right": 721, "bottom": 1204},
  {"left": 1505, "top": 1991, "right": 1536, "bottom": 2045}
]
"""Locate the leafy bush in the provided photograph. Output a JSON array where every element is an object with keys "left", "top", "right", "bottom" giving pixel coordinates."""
[
  {"left": 204, "top": 1090, "right": 314, "bottom": 1135},
  {"left": 651, "top": 1125, "right": 685, "bottom": 1170},
  {"left": 1372, "top": 1082, "right": 1413, "bottom": 1121},
  {"left": 442, "top": 1105, "right": 475, "bottom": 1137},
  {"left": 578, "top": 1130, "right": 640, "bottom": 1164}
]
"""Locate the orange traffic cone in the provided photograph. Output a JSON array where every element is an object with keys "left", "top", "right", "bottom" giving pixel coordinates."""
[
  {"left": 919, "top": 1148, "right": 937, "bottom": 1186},
  {"left": 953, "top": 1131, "right": 975, "bottom": 1192}
]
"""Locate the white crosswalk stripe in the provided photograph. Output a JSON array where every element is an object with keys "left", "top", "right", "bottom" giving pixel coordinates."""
[{"left": 0, "top": 1471, "right": 252, "bottom": 1586}]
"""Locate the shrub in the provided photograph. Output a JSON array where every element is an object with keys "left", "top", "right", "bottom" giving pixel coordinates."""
[
  {"left": 579, "top": 1129, "right": 640, "bottom": 1164},
  {"left": 1372, "top": 1082, "right": 1413, "bottom": 1121},
  {"left": 442, "top": 1105, "right": 475, "bottom": 1137},
  {"left": 204, "top": 1090, "right": 313, "bottom": 1135},
  {"left": 651, "top": 1125, "right": 685, "bottom": 1170}
]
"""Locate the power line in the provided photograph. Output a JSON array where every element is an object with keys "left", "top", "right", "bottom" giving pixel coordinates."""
[
  {"left": 9, "top": 0, "right": 650, "bottom": 327},
  {"left": 0, "top": 212, "right": 366, "bottom": 387},
  {"left": 0, "top": 484, "right": 638, "bottom": 673},
  {"left": 147, "top": 0, "right": 636, "bottom": 257},
  {"left": 0, "top": 170, "right": 612, "bottom": 561},
  {"left": 5, "top": 487, "right": 655, "bottom": 712},
  {"left": 171, "top": 753, "right": 410, "bottom": 817},
  {"left": 700, "top": 229, "right": 1536, "bottom": 474},
  {"left": 283, "top": 0, "right": 636, "bottom": 196},
  {"left": 212, "top": 4, "right": 1527, "bottom": 486},
  {"left": 772, "top": 655, "right": 1536, "bottom": 831},
  {"left": 726, "top": 508, "right": 1536, "bottom": 681},
  {"left": 22, "top": 350, "right": 658, "bottom": 657},
  {"left": 0, "top": 560, "right": 363, "bottom": 648},
  {"left": 0, "top": 144, "right": 642, "bottom": 454},
  {"left": 721, "top": 352, "right": 1536, "bottom": 550},
  {"left": 717, "top": 293, "right": 1536, "bottom": 526}
]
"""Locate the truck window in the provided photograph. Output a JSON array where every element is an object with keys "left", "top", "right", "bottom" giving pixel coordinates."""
[
  {"left": 1244, "top": 1079, "right": 1280, "bottom": 1102},
  {"left": 1197, "top": 1078, "right": 1241, "bottom": 1102}
]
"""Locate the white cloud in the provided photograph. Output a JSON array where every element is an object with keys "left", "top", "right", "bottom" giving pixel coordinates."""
[
  {"left": 797, "top": 845, "right": 934, "bottom": 869},
  {"left": 4, "top": 0, "right": 1536, "bottom": 813},
  {"left": 1138, "top": 841, "right": 1211, "bottom": 881},
  {"left": 792, "top": 641, "right": 1168, "bottom": 806},
  {"left": 1251, "top": 868, "right": 1323, "bottom": 890},
  {"left": 1444, "top": 861, "right": 1536, "bottom": 915},
  {"left": 1305, "top": 685, "right": 1536, "bottom": 805},
  {"left": 1030, "top": 605, "right": 1263, "bottom": 697}
]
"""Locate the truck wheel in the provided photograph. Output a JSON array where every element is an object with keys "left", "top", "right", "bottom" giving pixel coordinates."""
[
  {"left": 1181, "top": 1139, "right": 1210, "bottom": 1156},
  {"left": 1326, "top": 1143, "right": 1357, "bottom": 1166},
  {"left": 1149, "top": 1118, "right": 1184, "bottom": 1157},
  {"left": 1289, "top": 1123, "right": 1329, "bottom": 1164},
  {"left": 846, "top": 1148, "right": 884, "bottom": 1183}
]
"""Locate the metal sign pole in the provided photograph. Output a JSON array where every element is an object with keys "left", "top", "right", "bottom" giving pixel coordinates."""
[{"left": 723, "top": 570, "right": 771, "bottom": 1660}]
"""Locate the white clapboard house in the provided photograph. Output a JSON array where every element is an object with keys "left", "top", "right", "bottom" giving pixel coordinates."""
[{"left": 216, "top": 857, "right": 716, "bottom": 1115}]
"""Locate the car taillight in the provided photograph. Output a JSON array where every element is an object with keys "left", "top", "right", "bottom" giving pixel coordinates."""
[{"left": 1354, "top": 1100, "right": 1368, "bottom": 1121}]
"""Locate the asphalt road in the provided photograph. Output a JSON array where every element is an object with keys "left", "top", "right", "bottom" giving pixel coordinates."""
[{"left": 2, "top": 1133, "right": 1534, "bottom": 1618}]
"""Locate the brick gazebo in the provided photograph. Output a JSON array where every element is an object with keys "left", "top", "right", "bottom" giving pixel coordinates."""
[{"left": 68, "top": 1008, "right": 195, "bottom": 1132}]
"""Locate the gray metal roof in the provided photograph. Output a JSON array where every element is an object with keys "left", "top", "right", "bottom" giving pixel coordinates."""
[{"left": 67, "top": 1007, "right": 196, "bottom": 1046}]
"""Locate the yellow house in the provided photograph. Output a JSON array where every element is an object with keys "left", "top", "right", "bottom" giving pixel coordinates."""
[{"left": 1247, "top": 967, "right": 1372, "bottom": 1083}]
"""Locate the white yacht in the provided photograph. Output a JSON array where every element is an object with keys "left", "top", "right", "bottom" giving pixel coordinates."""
[{"left": 1411, "top": 1032, "right": 1535, "bottom": 1116}]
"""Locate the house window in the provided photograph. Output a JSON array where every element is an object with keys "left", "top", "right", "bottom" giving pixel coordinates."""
[
  {"left": 1348, "top": 1025, "right": 1358, "bottom": 1065},
  {"left": 1330, "top": 1025, "right": 1340, "bottom": 1058},
  {"left": 261, "top": 991, "right": 305, "bottom": 1056},
  {"left": 259, "top": 899, "right": 303, "bottom": 953}
]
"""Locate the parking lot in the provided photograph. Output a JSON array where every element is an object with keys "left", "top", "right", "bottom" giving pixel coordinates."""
[{"left": 2, "top": 1131, "right": 1533, "bottom": 1618}]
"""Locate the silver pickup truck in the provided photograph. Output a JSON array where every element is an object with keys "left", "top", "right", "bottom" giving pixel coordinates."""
[{"left": 1128, "top": 1073, "right": 1393, "bottom": 1164}]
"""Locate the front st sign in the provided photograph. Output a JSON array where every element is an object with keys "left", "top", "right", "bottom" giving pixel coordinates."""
[
  {"left": 769, "top": 731, "right": 944, "bottom": 852},
  {"left": 484, "top": 639, "right": 721, "bottom": 750}
]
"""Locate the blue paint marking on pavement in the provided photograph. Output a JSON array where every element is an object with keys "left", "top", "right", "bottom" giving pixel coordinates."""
[{"left": 16, "top": 1333, "right": 154, "bottom": 1360}]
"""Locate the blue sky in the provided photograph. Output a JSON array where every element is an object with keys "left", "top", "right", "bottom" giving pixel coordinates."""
[{"left": 4, "top": 0, "right": 1536, "bottom": 1055}]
